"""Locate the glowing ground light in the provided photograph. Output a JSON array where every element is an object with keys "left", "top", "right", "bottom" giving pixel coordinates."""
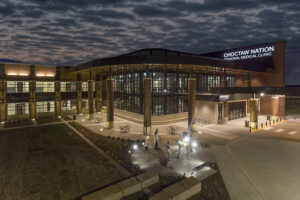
[
  {"left": 183, "top": 136, "right": 190, "bottom": 142},
  {"left": 192, "top": 141, "right": 198, "bottom": 147},
  {"left": 198, "top": 131, "right": 202, "bottom": 134},
  {"left": 146, "top": 136, "right": 149, "bottom": 139},
  {"left": 142, "top": 142, "right": 145, "bottom": 145},
  {"left": 100, "top": 128, "right": 103, "bottom": 131},
  {"left": 58, "top": 116, "right": 61, "bottom": 119},
  {"left": 128, "top": 150, "right": 131, "bottom": 154},
  {"left": 82, "top": 119, "right": 85, "bottom": 122},
  {"left": 133, "top": 144, "right": 138, "bottom": 150}
]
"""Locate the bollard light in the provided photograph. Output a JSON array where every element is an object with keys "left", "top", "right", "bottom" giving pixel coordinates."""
[{"left": 191, "top": 141, "right": 198, "bottom": 147}]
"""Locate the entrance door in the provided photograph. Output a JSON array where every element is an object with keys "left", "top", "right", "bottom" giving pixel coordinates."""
[{"left": 228, "top": 101, "right": 246, "bottom": 120}]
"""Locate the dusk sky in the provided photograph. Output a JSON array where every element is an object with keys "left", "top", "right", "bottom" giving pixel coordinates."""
[{"left": 0, "top": 0, "right": 299, "bottom": 85}]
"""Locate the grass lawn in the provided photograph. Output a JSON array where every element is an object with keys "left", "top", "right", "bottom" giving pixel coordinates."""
[{"left": 0, "top": 124, "right": 125, "bottom": 200}]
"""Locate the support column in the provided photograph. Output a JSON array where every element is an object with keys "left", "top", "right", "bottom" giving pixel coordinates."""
[
  {"left": 29, "top": 81, "right": 36, "bottom": 119},
  {"left": 250, "top": 99, "right": 258, "bottom": 130},
  {"left": 188, "top": 78, "right": 196, "bottom": 132},
  {"left": 88, "top": 80, "right": 94, "bottom": 120},
  {"left": 0, "top": 81, "right": 7, "bottom": 122},
  {"left": 106, "top": 78, "right": 114, "bottom": 128},
  {"left": 244, "top": 72, "right": 250, "bottom": 87},
  {"left": 76, "top": 82, "right": 82, "bottom": 114},
  {"left": 144, "top": 78, "right": 152, "bottom": 135},
  {"left": 95, "top": 78, "right": 103, "bottom": 112},
  {"left": 55, "top": 82, "right": 61, "bottom": 118},
  {"left": 224, "top": 101, "right": 228, "bottom": 122},
  {"left": 271, "top": 96, "right": 285, "bottom": 121}
]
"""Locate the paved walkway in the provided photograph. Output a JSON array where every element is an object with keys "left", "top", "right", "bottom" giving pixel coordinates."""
[
  {"left": 0, "top": 121, "right": 64, "bottom": 131},
  {"left": 61, "top": 118, "right": 132, "bottom": 177}
]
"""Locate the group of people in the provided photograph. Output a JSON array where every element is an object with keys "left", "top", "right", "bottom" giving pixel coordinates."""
[{"left": 151, "top": 129, "right": 196, "bottom": 168}]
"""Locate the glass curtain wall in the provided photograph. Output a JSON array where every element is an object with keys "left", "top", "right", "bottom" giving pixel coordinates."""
[{"left": 111, "top": 71, "right": 235, "bottom": 116}]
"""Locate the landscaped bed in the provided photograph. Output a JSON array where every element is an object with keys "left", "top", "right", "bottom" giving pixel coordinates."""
[
  {"left": 35, "top": 115, "right": 61, "bottom": 124},
  {"left": 3, "top": 118, "right": 34, "bottom": 128},
  {"left": 69, "top": 121, "right": 143, "bottom": 175}
]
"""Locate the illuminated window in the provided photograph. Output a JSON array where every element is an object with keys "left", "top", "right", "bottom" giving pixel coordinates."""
[
  {"left": 61, "top": 82, "right": 76, "bottom": 92},
  {"left": 61, "top": 99, "right": 77, "bottom": 111},
  {"left": 82, "top": 82, "right": 88, "bottom": 92},
  {"left": 7, "top": 102, "right": 29, "bottom": 116},
  {"left": 36, "top": 82, "right": 54, "bottom": 92},
  {"left": 7, "top": 81, "right": 29, "bottom": 93},
  {"left": 36, "top": 101, "right": 55, "bottom": 113}
]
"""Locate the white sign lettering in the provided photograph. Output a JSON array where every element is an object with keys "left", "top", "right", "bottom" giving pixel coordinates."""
[{"left": 223, "top": 46, "right": 274, "bottom": 61}]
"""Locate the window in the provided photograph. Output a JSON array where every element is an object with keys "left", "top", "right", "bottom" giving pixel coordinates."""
[
  {"left": 36, "top": 101, "right": 55, "bottom": 113},
  {"left": 7, "top": 102, "right": 29, "bottom": 116},
  {"left": 61, "top": 82, "right": 76, "bottom": 92},
  {"left": 36, "top": 82, "right": 54, "bottom": 92},
  {"left": 152, "top": 72, "right": 164, "bottom": 93},
  {"left": 82, "top": 82, "right": 88, "bottom": 92},
  {"left": 61, "top": 99, "right": 77, "bottom": 111},
  {"left": 7, "top": 81, "right": 29, "bottom": 93}
]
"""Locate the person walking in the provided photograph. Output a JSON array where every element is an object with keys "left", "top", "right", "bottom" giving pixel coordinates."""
[{"left": 154, "top": 129, "right": 159, "bottom": 150}]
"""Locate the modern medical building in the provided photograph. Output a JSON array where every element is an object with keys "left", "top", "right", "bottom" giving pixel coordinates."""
[{"left": 0, "top": 40, "right": 295, "bottom": 131}]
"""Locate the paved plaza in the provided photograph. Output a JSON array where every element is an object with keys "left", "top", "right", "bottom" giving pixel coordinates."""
[{"left": 72, "top": 111, "right": 300, "bottom": 200}]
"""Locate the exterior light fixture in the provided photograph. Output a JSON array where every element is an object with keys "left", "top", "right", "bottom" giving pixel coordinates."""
[
  {"left": 183, "top": 136, "right": 190, "bottom": 143},
  {"left": 19, "top": 73, "right": 29, "bottom": 76},
  {"left": 142, "top": 142, "right": 145, "bottom": 145},
  {"left": 198, "top": 131, "right": 202, "bottom": 134},
  {"left": 128, "top": 150, "right": 131, "bottom": 154},
  {"left": 100, "top": 128, "right": 103, "bottom": 131},
  {"left": 260, "top": 93, "right": 264, "bottom": 96},
  {"left": 58, "top": 116, "right": 61, "bottom": 119},
  {"left": 133, "top": 144, "right": 138, "bottom": 150},
  {"left": 32, "top": 118, "right": 35, "bottom": 121},
  {"left": 192, "top": 141, "right": 198, "bottom": 147},
  {"left": 164, "top": 89, "right": 167, "bottom": 93}
]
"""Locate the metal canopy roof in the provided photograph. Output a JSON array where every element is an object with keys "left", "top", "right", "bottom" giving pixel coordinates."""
[
  {"left": 69, "top": 48, "right": 238, "bottom": 73},
  {"left": 210, "top": 87, "right": 300, "bottom": 96}
]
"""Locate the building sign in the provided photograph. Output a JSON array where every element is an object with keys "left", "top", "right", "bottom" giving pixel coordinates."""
[
  {"left": 223, "top": 46, "right": 275, "bottom": 61},
  {"left": 200, "top": 41, "right": 285, "bottom": 72}
]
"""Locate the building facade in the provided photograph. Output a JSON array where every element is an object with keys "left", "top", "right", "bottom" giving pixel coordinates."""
[{"left": 0, "top": 41, "right": 288, "bottom": 130}]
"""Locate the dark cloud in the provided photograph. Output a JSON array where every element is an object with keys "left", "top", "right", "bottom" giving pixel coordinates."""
[{"left": 0, "top": 0, "right": 299, "bottom": 84}]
